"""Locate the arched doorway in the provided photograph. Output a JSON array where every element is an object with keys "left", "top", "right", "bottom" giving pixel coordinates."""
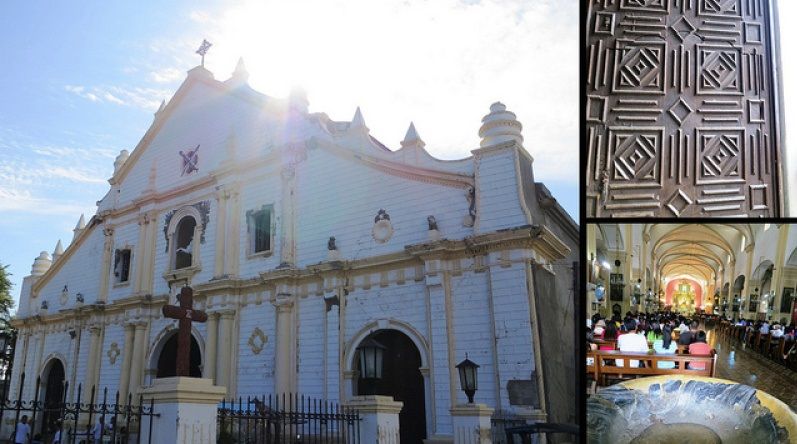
[
  {"left": 41, "top": 358, "right": 65, "bottom": 438},
  {"left": 156, "top": 332, "right": 202, "bottom": 378},
  {"left": 356, "top": 330, "right": 426, "bottom": 443}
]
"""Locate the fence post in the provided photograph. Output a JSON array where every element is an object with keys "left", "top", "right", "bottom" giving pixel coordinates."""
[
  {"left": 344, "top": 395, "right": 402, "bottom": 443},
  {"left": 139, "top": 377, "right": 225, "bottom": 444},
  {"left": 450, "top": 404, "right": 494, "bottom": 444}
]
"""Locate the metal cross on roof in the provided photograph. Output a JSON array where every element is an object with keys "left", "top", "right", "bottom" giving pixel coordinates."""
[{"left": 196, "top": 39, "right": 212, "bottom": 67}]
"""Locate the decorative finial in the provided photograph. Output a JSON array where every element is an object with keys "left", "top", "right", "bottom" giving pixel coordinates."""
[
  {"left": 478, "top": 101, "right": 523, "bottom": 148},
  {"left": 227, "top": 57, "right": 249, "bottom": 86},
  {"left": 31, "top": 251, "right": 52, "bottom": 276},
  {"left": 350, "top": 107, "right": 368, "bottom": 131},
  {"left": 113, "top": 150, "right": 130, "bottom": 175},
  {"left": 401, "top": 122, "right": 425, "bottom": 149},
  {"left": 75, "top": 214, "right": 86, "bottom": 230},
  {"left": 53, "top": 240, "right": 64, "bottom": 261},
  {"left": 196, "top": 39, "right": 212, "bottom": 67},
  {"left": 73, "top": 214, "right": 86, "bottom": 241},
  {"left": 289, "top": 86, "right": 309, "bottom": 114}
]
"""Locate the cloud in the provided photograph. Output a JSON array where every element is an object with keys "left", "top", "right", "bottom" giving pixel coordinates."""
[
  {"left": 188, "top": 0, "right": 577, "bottom": 181},
  {"left": 189, "top": 10, "right": 212, "bottom": 23},
  {"left": 150, "top": 67, "right": 183, "bottom": 83},
  {"left": 0, "top": 189, "right": 93, "bottom": 216},
  {"left": 64, "top": 84, "right": 170, "bottom": 111}
]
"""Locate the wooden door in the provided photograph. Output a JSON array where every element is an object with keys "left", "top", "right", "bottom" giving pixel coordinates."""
[{"left": 586, "top": 0, "right": 782, "bottom": 217}]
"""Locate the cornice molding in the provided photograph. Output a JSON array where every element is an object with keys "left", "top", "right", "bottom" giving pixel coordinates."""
[{"left": 309, "top": 137, "right": 474, "bottom": 189}]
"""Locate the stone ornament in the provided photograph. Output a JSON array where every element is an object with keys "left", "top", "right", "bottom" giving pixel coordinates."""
[
  {"left": 372, "top": 209, "right": 394, "bottom": 244},
  {"left": 463, "top": 187, "right": 476, "bottom": 227},
  {"left": 60, "top": 285, "right": 69, "bottom": 306},
  {"left": 180, "top": 145, "right": 200, "bottom": 176},
  {"left": 107, "top": 342, "right": 121, "bottom": 365},
  {"left": 248, "top": 327, "right": 268, "bottom": 355},
  {"left": 427, "top": 215, "right": 441, "bottom": 241},
  {"left": 327, "top": 236, "right": 340, "bottom": 261}
]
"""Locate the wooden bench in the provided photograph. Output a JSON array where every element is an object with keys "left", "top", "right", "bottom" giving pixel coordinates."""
[{"left": 587, "top": 350, "right": 717, "bottom": 387}]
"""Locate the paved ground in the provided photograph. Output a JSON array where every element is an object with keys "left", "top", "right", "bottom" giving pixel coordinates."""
[{"left": 708, "top": 328, "right": 797, "bottom": 412}]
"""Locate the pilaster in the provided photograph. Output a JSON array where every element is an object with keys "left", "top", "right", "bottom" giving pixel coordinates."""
[
  {"left": 216, "top": 310, "right": 235, "bottom": 394},
  {"left": 273, "top": 295, "right": 296, "bottom": 394},
  {"left": 213, "top": 188, "right": 228, "bottom": 278},
  {"left": 99, "top": 226, "right": 114, "bottom": 303},
  {"left": 278, "top": 143, "right": 306, "bottom": 267},
  {"left": 84, "top": 324, "right": 103, "bottom": 401},
  {"left": 129, "top": 322, "right": 148, "bottom": 402},
  {"left": 205, "top": 312, "right": 219, "bottom": 382},
  {"left": 134, "top": 213, "right": 149, "bottom": 294},
  {"left": 118, "top": 323, "right": 135, "bottom": 402},
  {"left": 223, "top": 185, "right": 241, "bottom": 277}
]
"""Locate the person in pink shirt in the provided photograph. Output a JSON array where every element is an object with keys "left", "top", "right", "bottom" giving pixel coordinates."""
[{"left": 687, "top": 330, "right": 712, "bottom": 370}]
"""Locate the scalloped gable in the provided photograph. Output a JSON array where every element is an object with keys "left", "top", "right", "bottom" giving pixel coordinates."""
[
  {"left": 106, "top": 68, "right": 328, "bottom": 212},
  {"left": 32, "top": 216, "right": 104, "bottom": 298}
]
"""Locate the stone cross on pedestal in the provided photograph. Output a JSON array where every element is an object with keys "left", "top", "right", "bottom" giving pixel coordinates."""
[{"left": 162, "top": 286, "right": 208, "bottom": 376}]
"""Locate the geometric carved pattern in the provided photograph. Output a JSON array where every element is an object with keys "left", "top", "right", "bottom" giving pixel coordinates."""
[
  {"left": 586, "top": 0, "right": 780, "bottom": 217},
  {"left": 697, "top": 45, "right": 743, "bottom": 95},
  {"left": 696, "top": 128, "right": 744, "bottom": 184},
  {"left": 609, "top": 128, "right": 662, "bottom": 183},
  {"left": 613, "top": 41, "right": 666, "bottom": 94}
]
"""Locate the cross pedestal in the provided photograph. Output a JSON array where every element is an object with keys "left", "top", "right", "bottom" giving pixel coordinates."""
[
  {"left": 144, "top": 287, "right": 222, "bottom": 443},
  {"left": 140, "top": 377, "right": 226, "bottom": 444}
]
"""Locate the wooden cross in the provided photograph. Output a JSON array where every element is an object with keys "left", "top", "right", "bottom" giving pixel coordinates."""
[{"left": 162, "top": 286, "right": 208, "bottom": 377}]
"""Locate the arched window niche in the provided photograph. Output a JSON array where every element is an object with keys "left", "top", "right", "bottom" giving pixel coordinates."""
[{"left": 163, "top": 205, "right": 205, "bottom": 283}]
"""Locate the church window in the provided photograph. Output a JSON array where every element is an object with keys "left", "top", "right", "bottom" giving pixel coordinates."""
[
  {"left": 114, "top": 249, "right": 132, "bottom": 283},
  {"left": 174, "top": 216, "right": 197, "bottom": 269},
  {"left": 247, "top": 205, "right": 273, "bottom": 255}
]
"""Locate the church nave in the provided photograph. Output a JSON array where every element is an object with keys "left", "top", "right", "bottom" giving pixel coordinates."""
[{"left": 586, "top": 223, "right": 797, "bottom": 443}]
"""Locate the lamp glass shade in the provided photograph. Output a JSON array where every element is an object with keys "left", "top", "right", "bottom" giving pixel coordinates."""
[
  {"left": 357, "top": 337, "right": 386, "bottom": 379},
  {"left": 456, "top": 357, "right": 479, "bottom": 392}
]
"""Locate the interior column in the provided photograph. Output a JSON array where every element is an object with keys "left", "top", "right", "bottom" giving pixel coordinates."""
[{"left": 770, "top": 225, "right": 789, "bottom": 317}]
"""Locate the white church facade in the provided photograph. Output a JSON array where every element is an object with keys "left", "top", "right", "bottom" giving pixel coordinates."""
[{"left": 8, "top": 60, "right": 578, "bottom": 442}]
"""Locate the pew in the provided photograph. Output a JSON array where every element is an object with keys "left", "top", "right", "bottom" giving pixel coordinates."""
[{"left": 587, "top": 350, "right": 717, "bottom": 387}]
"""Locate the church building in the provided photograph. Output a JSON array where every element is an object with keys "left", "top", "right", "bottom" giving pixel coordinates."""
[{"left": 8, "top": 59, "right": 578, "bottom": 441}]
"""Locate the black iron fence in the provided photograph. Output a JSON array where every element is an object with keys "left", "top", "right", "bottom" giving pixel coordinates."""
[
  {"left": 217, "top": 393, "right": 360, "bottom": 444},
  {"left": 0, "top": 372, "right": 159, "bottom": 444}
]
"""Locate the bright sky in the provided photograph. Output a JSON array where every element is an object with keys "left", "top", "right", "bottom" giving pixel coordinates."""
[{"left": 0, "top": 0, "right": 577, "bottom": 307}]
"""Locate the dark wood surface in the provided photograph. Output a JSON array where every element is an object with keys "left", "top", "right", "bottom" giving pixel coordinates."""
[{"left": 585, "top": 1, "right": 782, "bottom": 217}]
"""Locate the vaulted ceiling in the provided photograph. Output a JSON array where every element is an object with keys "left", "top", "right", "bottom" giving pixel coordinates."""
[{"left": 643, "top": 224, "right": 754, "bottom": 287}]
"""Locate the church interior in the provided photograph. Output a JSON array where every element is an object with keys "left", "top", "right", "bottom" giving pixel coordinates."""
[{"left": 586, "top": 223, "right": 797, "bottom": 442}]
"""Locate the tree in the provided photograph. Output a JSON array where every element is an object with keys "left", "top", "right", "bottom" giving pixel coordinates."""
[{"left": 0, "top": 262, "right": 14, "bottom": 330}]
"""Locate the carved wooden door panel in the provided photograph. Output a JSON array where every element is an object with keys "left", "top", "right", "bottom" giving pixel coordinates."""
[{"left": 586, "top": 0, "right": 782, "bottom": 217}]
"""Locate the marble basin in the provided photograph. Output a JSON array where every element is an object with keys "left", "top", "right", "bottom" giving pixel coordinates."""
[{"left": 587, "top": 375, "right": 797, "bottom": 444}]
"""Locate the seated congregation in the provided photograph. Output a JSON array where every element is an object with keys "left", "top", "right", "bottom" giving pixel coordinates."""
[{"left": 586, "top": 312, "right": 718, "bottom": 391}]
